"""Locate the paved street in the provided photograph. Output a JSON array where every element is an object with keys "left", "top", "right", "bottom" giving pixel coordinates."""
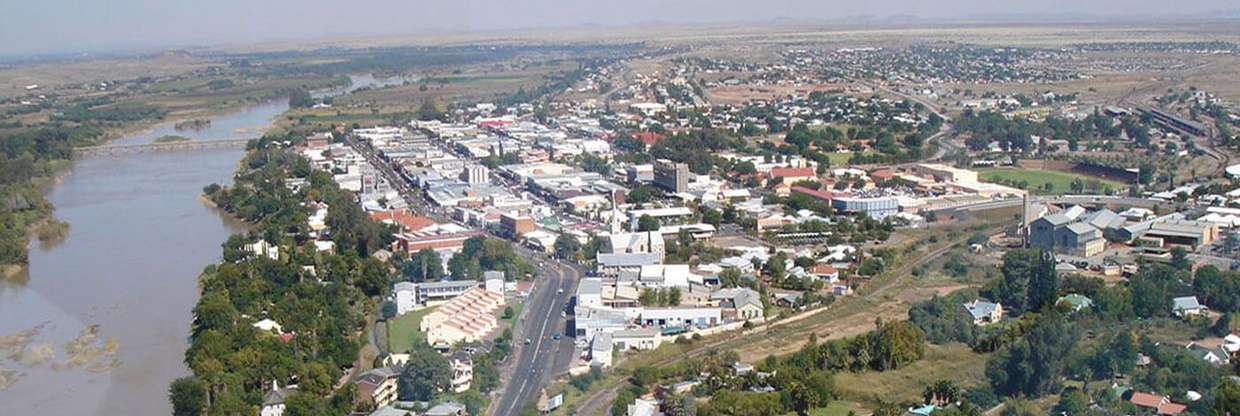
[{"left": 494, "top": 255, "right": 581, "bottom": 416}]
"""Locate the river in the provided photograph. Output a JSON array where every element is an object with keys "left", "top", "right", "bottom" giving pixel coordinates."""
[{"left": 0, "top": 73, "right": 397, "bottom": 415}]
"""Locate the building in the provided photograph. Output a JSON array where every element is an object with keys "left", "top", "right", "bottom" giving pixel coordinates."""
[
  {"left": 500, "top": 213, "right": 536, "bottom": 238},
  {"left": 574, "top": 305, "right": 630, "bottom": 339},
  {"left": 612, "top": 328, "right": 663, "bottom": 351},
  {"left": 421, "top": 287, "right": 506, "bottom": 347},
  {"left": 769, "top": 167, "right": 816, "bottom": 185},
  {"left": 627, "top": 164, "right": 654, "bottom": 183},
  {"left": 596, "top": 252, "right": 663, "bottom": 276},
  {"left": 1028, "top": 212, "right": 1105, "bottom": 257},
  {"left": 393, "top": 230, "right": 484, "bottom": 254},
  {"left": 605, "top": 231, "right": 666, "bottom": 257},
  {"left": 963, "top": 300, "right": 1003, "bottom": 325},
  {"left": 1173, "top": 296, "right": 1207, "bottom": 318},
  {"left": 245, "top": 239, "right": 280, "bottom": 260},
  {"left": 590, "top": 332, "right": 614, "bottom": 368},
  {"left": 577, "top": 278, "right": 603, "bottom": 307},
  {"left": 355, "top": 367, "right": 400, "bottom": 409},
  {"left": 1144, "top": 219, "right": 1218, "bottom": 248},
  {"left": 711, "top": 288, "right": 765, "bottom": 321},
  {"left": 416, "top": 280, "right": 478, "bottom": 304},
  {"left": 450, "top": 353, "right": 473, "bottom": 392},
  {"left": 424, "top": 401, "right": 468, "bottom": 416},
  {"left": 260, "top": 382, "right": 297, "bottom": 416},
  {"left": 653, "top": 159, "right": 690, "bottom": 193},
  {"left": 460, "top": 164, "right": 490, "bottom": 184},
  {"left": 831, "top": 196, "right": 899, "bottom": 218},
  {"left": 1128, "top": 391, "right": 1187, "bottom": 416},
  {"left": 393, "top": 282, "right": 417, "bottom": 315},
  {"left": 639, "top": 307, "right": 721, "bottom": 328}
]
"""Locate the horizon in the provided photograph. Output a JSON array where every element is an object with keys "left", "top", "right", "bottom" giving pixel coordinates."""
[{"left": 2, "top": 0, "right": 1239, "bottom": 56}]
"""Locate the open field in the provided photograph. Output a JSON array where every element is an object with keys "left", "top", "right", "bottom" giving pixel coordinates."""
[
  {"left": 977, "top": 167, "right": 1124, "bottom": 194},
  {"left": 386, "top": 307, "right": 435, "bottom": 354},
  {"left": 833, "top": 344, "right": 990, "bottom": 409}
]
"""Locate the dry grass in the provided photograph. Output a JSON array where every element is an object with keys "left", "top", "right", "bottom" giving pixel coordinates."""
[{"left": 833, "top": 344, "right": 990, "bottom": 410}]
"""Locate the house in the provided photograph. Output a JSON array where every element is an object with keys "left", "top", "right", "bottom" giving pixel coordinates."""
[
  {"left": 732, "top": 362, "right": 755, "bottom": 376},
  {"left": 591, "top": 332, "right": 614, "bottom": 368},
  {"left": 963, "top": 300, "right": 1003, "bottom": 325},
  {"left": 627, "top": 398, "right": 660, "bottom": 416},
  {"left": 1172, "top": 296, "right": 1206, "bottom": 318},
  {"left": 260, "top": 382, "right": 297, "bottom": 416},
  {"left": 809, "top": 264, "right": 839, "bottom": 282},
  {"left": 1128, "top": 391, "right": 1187, "bottom": 415},
  {"left": 424, "top": 401, "right": 468, "bottom": 416},
  {"left": 1224, "top": 334, "right": 1240, "bottom": 354},
  {"left": 710, "top": 288, "right": 764, "bottom": 321},
  {"left": 355, "top": 367, "right": 400, "bottom": 409},
  {"left": 612, "top": 328, "right": 664, "bottom": 351},
  {"left": 1057, "top": 294, "right": 1093, "bottom": 312},
  {"left": 450, "top": 353, "right": 473, "bottom": 392},
  {"left": 245, "top": 239, "right": 280, "bottom": 260},
  {"left": 1187, "top": 343, "right": 1231, "bottom": 366}
]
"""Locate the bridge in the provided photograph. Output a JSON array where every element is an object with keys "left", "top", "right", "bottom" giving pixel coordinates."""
[{"left": 73, "top": 138, "right": 253, "bottom": 158}]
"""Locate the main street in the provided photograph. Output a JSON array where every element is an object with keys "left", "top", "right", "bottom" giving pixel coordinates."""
[{"left": 494, "top": 253, "right": 581, "bottom": 416}]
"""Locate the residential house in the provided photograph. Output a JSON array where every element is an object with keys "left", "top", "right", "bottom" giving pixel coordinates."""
[
  {"left": 260, "top": 382, "right": 297, "bottom": 416},
  {"left": 1128, "top": 391, "right": 1187, "bottom": 416},
  {"left": 450, "top": 353, "right": 473, "bottom": 392},
  {"left": 355, "top": 367, "right": 400, "bottom": 409},
  {"left": 963, "top": 300, "right": 1003, "bottom": 325},
  {"left": 424, "top": 401, "right": 468, "bottom": 416},
  {"left": 1172, "top": 296, "right": 1207, "bottom": 318}
]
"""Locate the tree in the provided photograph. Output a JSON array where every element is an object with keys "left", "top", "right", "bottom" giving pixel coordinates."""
[
  {"left": 637, "top": 214, "right": 660, "bottom": 232},
  {"left": 287, "top": 88, "right": 313, "bottom": 108},
  {"left": 554, "top": 233, "right": 582, "bottom": 260},
  {"left": 398, "top": 347, "right": 452, "bottom": 401},
  {"left": 403, "top": 248, "right": 443, "bottom": 282},
  {"left": 169, "top": 376, "right": 207, "bottom": 416},
  {"left": 870, "top": 319, "right": 926, "bottom": 371},
  {"left": 667, "top": 287, "right": 682, "bottom": 306},
  {"left": 1171, "top": 246, "right": 1191, "bottom": 270},
  {"left": 991, "top": 248, "right": 1057, "bottom": 315},
  {"left": 986, "top": 312, "right": 1080, "bottom": 397},
  {"left": 702, "top": 208, "right": 723, "bottom": 226}
]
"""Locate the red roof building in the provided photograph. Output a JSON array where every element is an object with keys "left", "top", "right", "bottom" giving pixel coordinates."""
[
  {"left": 791, "top": 186, "right": 835, "bottom": 203},
  {"left": 1129, "top": 392, "right": 1186, "bottom": 416},
  {"left": 370, "top": 209, "right": 436, "bottom": 233},
  {"left": 630, "top": 131, "right": 665, "bottom": 145}
]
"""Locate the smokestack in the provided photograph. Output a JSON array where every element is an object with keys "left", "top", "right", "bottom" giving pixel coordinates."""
[{"left": 1022, "top": 193, "right": 1030, "bottom": 248}]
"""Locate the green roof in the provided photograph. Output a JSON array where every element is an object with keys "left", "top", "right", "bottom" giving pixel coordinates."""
[{"left": 1058, "top": 294, "right": 1093, "bottom": 310}]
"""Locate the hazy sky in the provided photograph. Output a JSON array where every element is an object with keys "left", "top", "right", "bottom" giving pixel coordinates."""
[{"left": 2, "top": 0, "right": 1237, "bottom": 55}]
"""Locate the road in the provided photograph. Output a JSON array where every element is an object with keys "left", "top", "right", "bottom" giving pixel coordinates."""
[
  {"left": 493, "top": 255, "right": 581, "bottom": 416},
  {"left": 857, "top": 79, "right": 957, "bottom": 162}
]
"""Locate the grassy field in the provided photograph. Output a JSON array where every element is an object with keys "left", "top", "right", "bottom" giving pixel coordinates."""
[
  {"left": 386, "top": 306, "right": 436, "bottom": 354},
  {"left": 977, "top": 167, "right": 1124, "bottom": 194},
  {"left": 805, "top": 401, "right": 861, "bottom": 416},
  {"left": 833, "top": 344, "right": 989, "bottom": 409}
]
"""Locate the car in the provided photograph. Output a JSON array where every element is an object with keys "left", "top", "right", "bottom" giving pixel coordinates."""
[
  {"left": 524, "top": 338, "right": 531, "bottom": 345},
  {"left": 560, "top": 311, "right": 567, "bottom": 318},
  {"left": 557, "top": 288, "right": 564, "bottom": 294},
  {"left": 552, "top": 332, "right": 561, "bottom": 340}
]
